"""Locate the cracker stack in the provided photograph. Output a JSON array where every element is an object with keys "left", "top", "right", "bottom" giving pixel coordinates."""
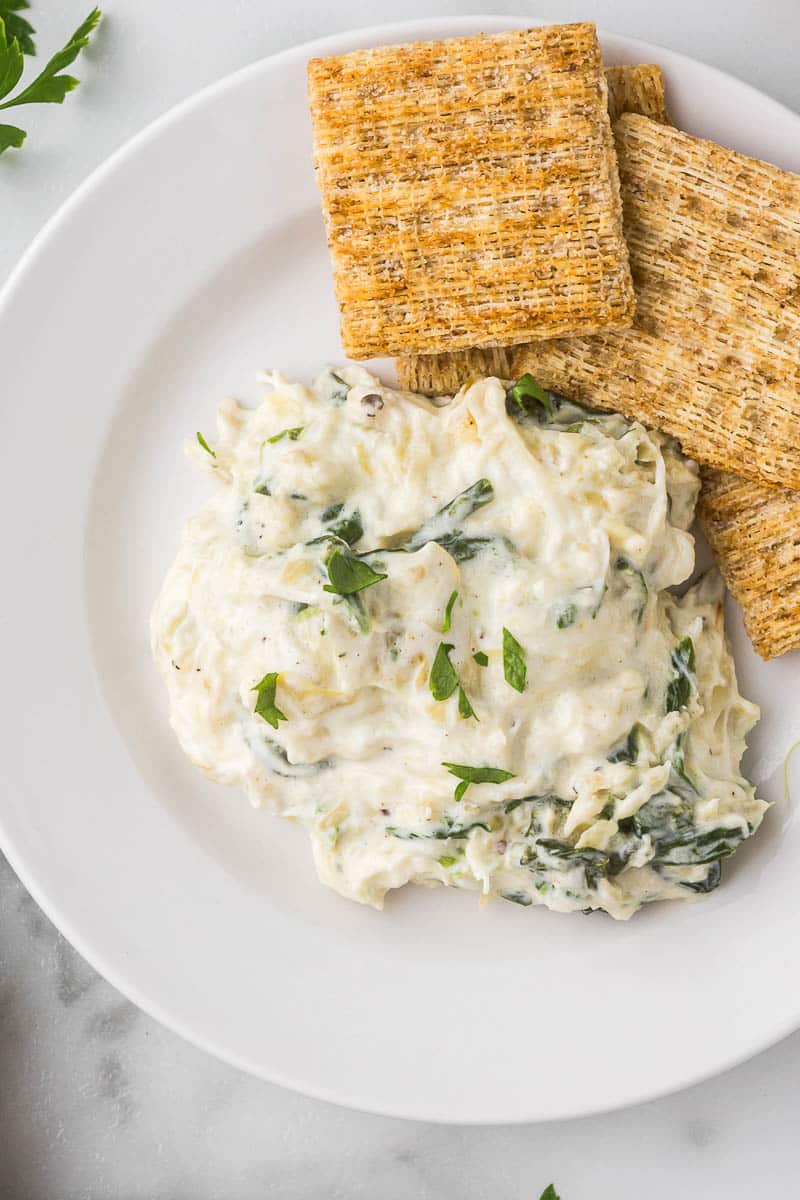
[
  {"left": 511, "top": 116, "right": 800, "bottom": 492},
  {"left": 308, "top": 23, "right": 635, "bottom": 359},
  {"left": 396, "top": 62, "right": 671, "bottom": 396}
]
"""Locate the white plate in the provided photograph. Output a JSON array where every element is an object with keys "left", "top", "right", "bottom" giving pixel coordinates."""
[{"left": 1, "top": 16, "right": 799, "bottom": 1124}]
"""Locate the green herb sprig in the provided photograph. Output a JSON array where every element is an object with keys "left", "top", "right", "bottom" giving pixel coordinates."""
[
  {"left": 442, "top": 761, "right": 514, "bottom": 802},
  {"left": 0, "top": 2, "right": 34, "bottom": 56},
  {"left": 0, "top": 7, "right": 101, "bottom": 155},
  {"left": 502, "top": 627, "right": 527, "bottom": 692},
  {"left": 252, "top": 672, "right": 287, "bottom": 730}
]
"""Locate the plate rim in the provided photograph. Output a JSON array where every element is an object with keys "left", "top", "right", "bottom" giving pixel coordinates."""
[{"left": 2, "top": 14, "right": 800, "bottom": 1124}]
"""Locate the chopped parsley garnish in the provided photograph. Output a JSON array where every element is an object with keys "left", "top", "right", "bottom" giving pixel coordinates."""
[
  {"left": 472, "top": 650, "right": 488, "bottom": 667},
  {"left": 252, "top": 672, "right": 287, "bottom": 730},
  {"left": 438, "top": 855, "right": 457, "bottom": 868},
  {"left": 323, "top": 550, "right": 387, "bottom": 596},
  {"left": 442, "top": 761, "right": 514, "bottom": 802},
  {"left": 429, "top": 643, "right": 477, "bottom": 719},
  {"left": 430, "top": 643, "right": 459, "bottom": 701},
  {"left": 506, "top": 374, "right": 557, "bottom": 422},
  {"left": 196, "top": 431, "right": 216, "bottom": 457},
  {"left": 665, "top": 636, "right": 696, "bottom": 712},
  {"left": 441, "top": 589, "right": 458, "bottom": 633},
  {"left": 502, "top": 627, "right": 527, "bottom": 692},
  {"left": 266, "top": 425, "right": 304, "bottom": 444}
]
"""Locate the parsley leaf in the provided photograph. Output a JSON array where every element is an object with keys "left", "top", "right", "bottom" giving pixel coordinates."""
[
  {"left": 502, "top": 627, "right": 527, "bottom": 692},
  {"left": 429, "top": 643, "right": 459, "bottom": 701},
  {"left": 506, "top": 374, "right": 558, "bottom": 422},
  {"left": 0, "top": 3, "right": 35, "bottom": 57},
  {"left": 472, "top": 650, "right": 488, "bottom": 667},
  {"left": 442, "top": 761, "right": 514, "bottom": 802},
  {"left": 0, "top": 120, "right": 24, "bottom": 150},
  {"left": 196, "top": 431, "right": 216, "bottom": 457},
  {"left": 266, "top": 425, "right": 304, "bottom": 444},
  {"left": 441, "top": 589, "right": 458, "bottom": 633},
  {"left": 539, "top": 1185, "right": 561, "bottom": 1200},
  {"left": 323, "top": 549, "right": 387, "bottom": 596},
  {"left": 457, "top": 685, "right": 476, "bottom": 720},
  {"left": 0, "top": 8, "right": 100, "bottom": 116},
  {"left": 252, "top": 672, "right": 287, "bottom": 730}
]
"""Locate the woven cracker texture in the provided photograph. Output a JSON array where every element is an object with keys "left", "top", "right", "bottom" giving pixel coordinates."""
[
  {"left": 699, "top": 469, "right": 800, "bottom": 659},
  {"left": 510, "top": 114, "right": 800, "bottom": 490},
  {"left": 397, "top": 63, "right": 668, "bottom": 395},
  {"left": 308, "top": 23, "right": 635, "bottom": 359}
]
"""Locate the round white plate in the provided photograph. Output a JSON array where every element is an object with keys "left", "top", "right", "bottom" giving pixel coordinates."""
[{"left": 1, "top": 16, "right": 799, "bottom": 1124}]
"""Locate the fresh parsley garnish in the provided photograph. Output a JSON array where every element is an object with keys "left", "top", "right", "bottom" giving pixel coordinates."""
[
  {"left": 441, "top": 589, "right": 458, "bottom": 633},
  {"left": 430, "top": 643, "right": 458, "bottom": 701},
  {"left": 438, "top": 854, "right": 457, "bottom": 868},
  {"left": 0, "top": 7, "right": 101, "bottom": 156},
  {"left": 252, "top": 672, "right": 287, "bottom": 730},
  {"left": 472, "top": 650, "right": 488, "bottom": 667},
  {"left": 506, "top": 374, "right": 557, "bottom": 422},
  {"left": 502, "top": 627, "right": 527, "bottom": 692},
  {"left": 0, "top": 2, "right": 34, "bottom": 56},
  {"left": 429, "top": 642, "right": 477, "bottom": 719},
  {"left": 539, "top": 1185, "right": 561, "bottom": 1200},
  {"left": 323, "top": 549, "right": 387, "bottom": 596},
  {"left": 266, "top": 425, "right": 304, "bottom": 444},
  {"left": 196, "top": 431, "right": 216, "bottom": 457},
  {"left": 457, "top": 686, "right": 476, "bottom": 720},
  {"left": 442, "top": 762, "right": 514, "bottom": 802}
]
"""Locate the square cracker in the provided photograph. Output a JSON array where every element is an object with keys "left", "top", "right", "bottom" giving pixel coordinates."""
[
  {"left": 510, "top": 115, "right": 800, "bottom": 491},
  {"left": 396, "top": 63, "right": 669, "bottom": 395},
  {"left": 698, "top": 469, "right": 800, "bottom": 659},
  {"left": 308, "top": 23, "right": 635, "bottom": 360}
]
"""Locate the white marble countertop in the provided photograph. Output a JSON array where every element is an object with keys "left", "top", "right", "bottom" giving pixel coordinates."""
[{"left": 2, "top": 1, "right": 800, "bottom": 1195}]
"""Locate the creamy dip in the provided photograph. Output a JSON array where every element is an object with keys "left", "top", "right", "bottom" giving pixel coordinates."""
[{"left": 151, "top": 368, "right": 766, "bottom": 919}]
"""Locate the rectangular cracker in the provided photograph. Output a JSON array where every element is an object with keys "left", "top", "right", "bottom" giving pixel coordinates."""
[
  {"left": 397, "top": 63, "right": 669, "bottom": 395},
  {"left": 698, "top": 469, "right": 800, "bottom": 659},
  {"left": 308, "top": 23, "right": 635, "bottom": 360},
  {"left": 509, "top": 115, "right": 800, "bottom": 490}
]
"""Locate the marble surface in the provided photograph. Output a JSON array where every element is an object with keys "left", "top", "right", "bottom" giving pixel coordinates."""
[{"left": 2, "top": 0, "right": 800, "bottom": 1195}]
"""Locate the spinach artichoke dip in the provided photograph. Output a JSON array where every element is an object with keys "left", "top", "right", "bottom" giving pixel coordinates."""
[{"left": 151, "top": 368, "right": 767, "bottom": 919}]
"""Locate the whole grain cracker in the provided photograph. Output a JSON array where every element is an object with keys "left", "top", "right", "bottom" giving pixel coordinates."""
[
  {"left": 397, "top": 64, "right": 669, "bottom": 395},
  {"left": 605, "top": 64, "right": 670, "bottom": 125},
  {"left": 308, "top": 23, "right": 635, "bottom": 360},
  {"left": 698, "top": 469, "right": 800, "bottom": 659},
  {"left": 509, "top": 115, "right": 800, "bottom": 490}
]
